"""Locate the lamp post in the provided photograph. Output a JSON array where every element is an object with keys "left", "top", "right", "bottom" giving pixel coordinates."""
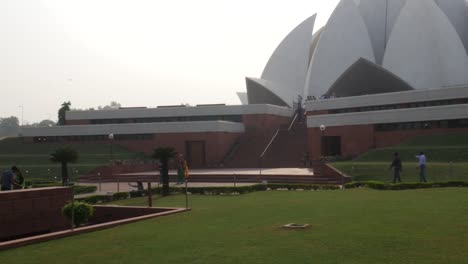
[
  {"left": 319, "top": 125, "right": 326, "bottom": 158},
  {"left": 319, "top": 125, "right": 326, "bottom": 176},
  {"left": 98, "top": 172, "right": 102, "bottom": 192},
  {"left": 108, "top": 134, "right": 116, "bottom": 192}
]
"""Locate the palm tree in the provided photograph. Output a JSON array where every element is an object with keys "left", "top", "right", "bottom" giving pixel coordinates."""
[
  {"left": 152, "top": 147, "right": 177, "bottom": 196},
  {"left": 58, "top": 101, "right": 71, "bottom": 125},
  {"left": 51, "top": 146, "right": 78, "bottom": 186}
]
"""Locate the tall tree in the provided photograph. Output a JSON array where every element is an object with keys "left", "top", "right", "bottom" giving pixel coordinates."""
[
  {"left": 26, "top": 119, "right": 56, "bottom": 127},
  {"left": 58, "top": 101, "right": 71, "bottom": 125},
  {"left": 38, "top": 119, "right": 56, "bottom": 127},
  {"left": 152, "top": 147, "right": 177, "bottom": 196},
  {"left": 50, "top": 146, "right": 78, "bottom": 186},
  {"left": 0, "top": 116, "right": 20, "bottom": 136},
  {"left": 98, "top": 101, "right": 121, "bottom": 110}
]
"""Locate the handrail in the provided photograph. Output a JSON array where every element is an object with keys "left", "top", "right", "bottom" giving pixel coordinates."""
[
  {"left": 287, "top": 112, "right": 298, "bottom": 131},
  {"left": 259, "top": 129, "right": 280, "bottom": 159},
  {"left": 259, "top": 112, "right": 298, "bottom": 159}
]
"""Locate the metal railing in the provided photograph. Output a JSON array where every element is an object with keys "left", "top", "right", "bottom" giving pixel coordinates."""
[
  {"left": 259, "top": 112, "right": 298, "bottom": 160},
  {"left": 258, "top": 112, "right": 298, "bottom": 175}
]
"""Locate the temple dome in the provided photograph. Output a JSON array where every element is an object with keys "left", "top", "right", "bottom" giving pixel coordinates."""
[{"left": 244, "top": 0, "right": 468, "bottom": 106}]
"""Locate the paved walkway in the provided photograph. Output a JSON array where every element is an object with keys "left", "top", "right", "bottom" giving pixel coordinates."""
[
  {"left": 119, "top": 168, "right": 314, "bottom": 176},
  {"left": 76, "top": 168, "right": 316, "bottom": 198}
]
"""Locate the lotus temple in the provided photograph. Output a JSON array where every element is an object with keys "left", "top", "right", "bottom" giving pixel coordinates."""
[{"left": 22, "top": 0, "right": 468, "bottom": 168}]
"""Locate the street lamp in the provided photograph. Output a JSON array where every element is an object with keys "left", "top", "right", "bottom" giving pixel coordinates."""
[
  {"left": 108, "top": 133, "right": 114, "bottom": 164},
  {"left": 108, "top": 134, "right": 116, "bottom": 192},
  {"left": 319, "top": 125, "right": 326, "bottom": 158}
]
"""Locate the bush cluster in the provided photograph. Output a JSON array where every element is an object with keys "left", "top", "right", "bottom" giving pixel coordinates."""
[
  {"left": 24, "top": 180, "right": 60, "bottom": 188},
  {"left": 344, "top": 181, "right": 468, "bottom": 190},
  {"left": 73, "top": 185, "right": 97, "bottom": 195},
  {"left": 62, "top": 201, "right": 95, "bottom": 226},
  {"left": 76, "top": 194, "right": 112, "bottom": 204},
  {"left": 112, "top": 192, "right": 129, "bottom": 200},
  {"left": 77, "top": 184, "right": 340, "bottom": 204},
  {"left": 266, "top": 184, "right": 340, "bottom": 191}
]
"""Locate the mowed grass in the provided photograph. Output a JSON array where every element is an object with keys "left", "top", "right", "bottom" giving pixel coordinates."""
[
  {"left": 333, "top": 133, "right": 468, "bottom": 182},
  {"left": 332, "top": 162, "right": 468, "bottom": 182},
  {"left": 2, "top": 189, "right": 468, "bottom": 264},
  {"left": 0, "top": 138, "right": 143, "bottom": 180}
]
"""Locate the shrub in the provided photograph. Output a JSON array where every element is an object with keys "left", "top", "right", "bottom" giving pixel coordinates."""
[
  {"left": 76, "top": 195, "right": 110, "bottom": 204},
  {"left": 26, "top": 179, "right": 61, "bottom": 188},
  {"left": 343, "top": 181, "right": 468, "bottom": 190},
  {"left": 62, "top": 201, "right": 95, "bottom": 226},
  {"left": 25, "top": 180, "right": 57, "bottom": 186},
  {"left": 266, "top": 184, "right": 339, "bottom": 191},
  {"left": 73, "top": 185, "right": 97, "bottom": 195},
  {"left": 146, "top": 184, "right": 336, "bottom": 196},
  {"left": 112, "top": 192, "right": 129, "bottom": 200},
  {"left": 343, "top": 182, "right": 366, "bottom": 189},
  {"left": 129, "top": 190, "right": 146, "bottom": 198}
]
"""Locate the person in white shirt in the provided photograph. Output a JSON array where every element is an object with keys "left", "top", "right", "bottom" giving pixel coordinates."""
[{"left": 416, "top": 152, "right": 427, "bottom": 182}]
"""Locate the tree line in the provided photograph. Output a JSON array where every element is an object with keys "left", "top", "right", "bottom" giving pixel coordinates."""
[{"left": 0, "top": 101, "right": 122, "bottom": 137}]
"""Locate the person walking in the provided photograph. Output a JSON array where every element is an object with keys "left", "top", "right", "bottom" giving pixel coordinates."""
[
  {"left": 416, "top": 152, "right": 427, "bottom": 182},
  {"left": 1, "top": 168, "right": 14, "bottom": 191},
  {"left": 12, "top": 166, "right": 24, "bottom": 190},
  {"left": 389, "top": 152, "right": 402, "bottom": 183}
]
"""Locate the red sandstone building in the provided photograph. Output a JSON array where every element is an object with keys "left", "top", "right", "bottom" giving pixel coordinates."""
[{"left": 21, "top": 85, "right": 468, "bottom": 168}]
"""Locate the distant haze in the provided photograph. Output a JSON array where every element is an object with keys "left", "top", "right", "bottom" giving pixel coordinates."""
[{"left": 0, "top": 0, "right": 339, "bottom": 124}]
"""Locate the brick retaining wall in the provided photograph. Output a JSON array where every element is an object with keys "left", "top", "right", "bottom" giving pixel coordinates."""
[{"left": 0, "top": 187, "right": 72, "bottom": 241}]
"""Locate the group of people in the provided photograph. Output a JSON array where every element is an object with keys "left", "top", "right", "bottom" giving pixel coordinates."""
[
  {"left": 389, "top": 152, "right": 427, "bottom": 183},
  {"left": 1, "top": 166, "right": 24, "bottom": 191}
]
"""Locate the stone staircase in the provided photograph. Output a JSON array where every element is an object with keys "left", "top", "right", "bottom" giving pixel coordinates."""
[
  {"left": 260, "top": 121, "right": 308, "bottom": 168},
  {"left": 224, "top": 115, "right": 309, "bottom": 168}
]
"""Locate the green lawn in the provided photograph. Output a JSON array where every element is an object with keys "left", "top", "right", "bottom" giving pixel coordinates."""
[
  {"left": 0, "top": 138, "right": 145, "bottom": 180},
  {"left": 2, "top": 189, "right": 468, "bottom": 263},
  {"left": 332, "top": 162, "right": 468, "bottom": 182},
  {"left": 333, "top": 133, "right": 468, "bottom": 182}
]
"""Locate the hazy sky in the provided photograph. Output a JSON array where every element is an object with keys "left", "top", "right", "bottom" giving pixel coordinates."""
[{"left": 0, "top": 0, "right": 339, "bottom": 124}]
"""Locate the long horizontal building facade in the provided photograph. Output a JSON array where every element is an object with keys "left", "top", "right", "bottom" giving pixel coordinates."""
[
  {"left": 306, "top": 85, "right": 468, "bottom": 158},
  {"left": 22, "top": 105, "right": 293, "bottom": 168}
]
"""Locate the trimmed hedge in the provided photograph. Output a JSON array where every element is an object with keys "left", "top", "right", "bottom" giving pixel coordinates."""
[
  {"left": 112, "top": 192, "right": 129, "bottom": 200},
  {"left": 76, "top": 194, "right": 112, "bottom": 204},
  {"left": 78, "top": 184, "right": 340, "bottom": 204},
  {"left": 25, "top": 180, "right": 60, "bottom": 188},
  {"left": 74, "top": 181, "right": 468, "bottom": 205},
  {"left": 73, "top": 185, "right": 97, "bottom": 195},
  {"left": 147, "top": 184, "right": 338, "bottom": 196},
  {"left": 25, "top": 180, "right": 57, "bottom": 186},
  {"left": 344, "top": 181, "right": 468, "bottom": 190},
  {"left": 266, "top": 184, "right": 340, "bottom": 191},
  {"left": 30, "top": 182, "right": 61, "bottom": 188}
]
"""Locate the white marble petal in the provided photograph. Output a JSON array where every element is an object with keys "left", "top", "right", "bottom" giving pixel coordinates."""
[
  {"left": 385, "top": 0, "right": 407, "bottom": 41},
  {"left": 435, "top": 0, "right": 468, "bottom": 54},
  {"left": 261, "top": 15, "right": 316, "bottom": 104},
  {"left": 304, "top": 0, "right": 375, "bottom": 98},
  {"left": 383, "top": 0, "right": 468, "bottom": 89},
  {"left": 356, "top": 0, "right": 387, "bottom": 64},
  {"left": 308, "top": 27, "right": 324, "bottom": 67},
  {"left": 246, "top": 78, "right": 297, "bottom": 107},
  {"left": 236, "top": 92, "right": 248, "bottom": 105}
]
